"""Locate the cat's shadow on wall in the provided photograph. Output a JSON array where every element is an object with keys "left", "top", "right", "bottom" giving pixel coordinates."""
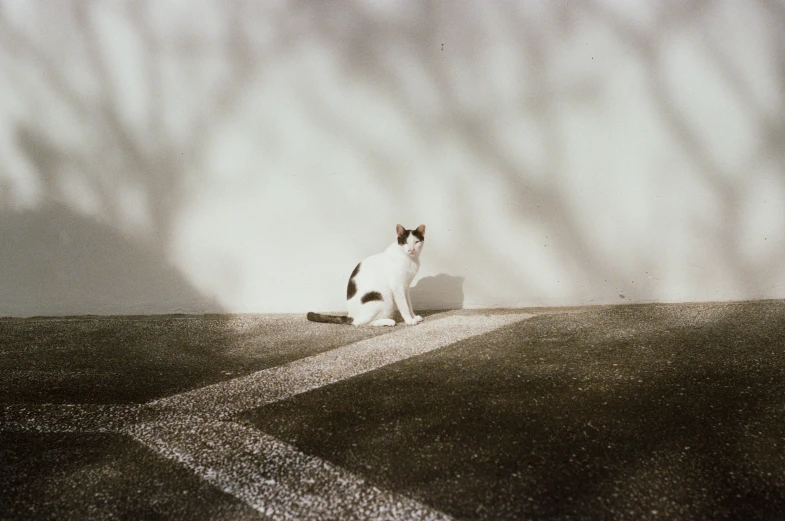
[{"left": 410, "top": 274, "right": 465, "bottom": 312}]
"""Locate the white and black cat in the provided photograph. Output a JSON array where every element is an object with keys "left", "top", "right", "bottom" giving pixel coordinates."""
[{"left": 307, "top": 224, "right": 426, "bottom": 326}]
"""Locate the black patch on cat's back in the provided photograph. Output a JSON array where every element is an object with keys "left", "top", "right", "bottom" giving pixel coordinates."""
[
  {"left": 397, "top": 229, "right": 410, "bottom": 245},
  {"left": 361, "top": 291, "right": 383, "bottom": 304},
  {"left": 346, "top": 263, "right": 361, "bottom": 299}
]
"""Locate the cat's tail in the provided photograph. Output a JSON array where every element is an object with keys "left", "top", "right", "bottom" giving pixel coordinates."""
[{"left": 306, "top": 312, "right": 353, "bottom": 325}]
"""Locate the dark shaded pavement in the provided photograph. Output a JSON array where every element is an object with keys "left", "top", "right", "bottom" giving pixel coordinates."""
[
  {"left": 243, "top": 302, "right": 785, "bottom": 519},
  {"left": 2, "top": 301, "right": 785, "bottom": 520},
  {"left": 1, "top": 432, "right": 266, "bottom": 520},
  {"left": 0, "top": 314, "right": 391, "bottom": 404}
]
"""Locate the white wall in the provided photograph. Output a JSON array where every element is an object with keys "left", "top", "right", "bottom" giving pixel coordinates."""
[{"left": 0, "top": 0, "right": 783, "bottom": 316}]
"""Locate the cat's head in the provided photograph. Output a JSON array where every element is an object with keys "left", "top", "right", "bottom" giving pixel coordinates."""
[{"left": 396, "top": 224, "right": 426, "bottom": 257}]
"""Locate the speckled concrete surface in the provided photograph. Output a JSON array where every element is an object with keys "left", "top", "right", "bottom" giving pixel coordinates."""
[
  {"left": 1, "top": 311, "right": 531, "bottom": 520},
  {"left": 127, "top": 420, "right": 452, "bottom": 521},
  {"left": 0, "top": 314, "right": 395, "bottom": 404},
  {"left": 0, "top": 431, "right": 267, "bottom": 520},
  {"left": 2, "top": 302, "right": 785, "bottom": 520},
  {"left": 150, "top": 313, "right": 529, "bottom": 417},
  {"left": 243, "top": 301, "right": 785, "bottom": 520}
]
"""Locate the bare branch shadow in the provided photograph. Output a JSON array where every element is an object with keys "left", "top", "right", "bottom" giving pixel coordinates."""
[{"left": 0, "top": 0, "right": 782, "bottom": 314}]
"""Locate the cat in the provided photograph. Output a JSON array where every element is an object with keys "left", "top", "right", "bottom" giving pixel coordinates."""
[{"left": 307, "top": 224, "right": 426, "bottom": 326}]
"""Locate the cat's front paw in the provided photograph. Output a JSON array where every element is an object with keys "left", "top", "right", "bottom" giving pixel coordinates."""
[
  {"left": 404, "top": 317, "right": 421, "bottom": 325},
  {"left": 414, "top": 315, "right": 423, "bottom": 323}
]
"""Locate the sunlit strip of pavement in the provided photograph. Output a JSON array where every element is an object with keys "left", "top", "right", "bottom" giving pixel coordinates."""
[
  {"left": 150, "top": 313, "right": 532, "bottom": 417},
  {"left": 128, "top": 419, "right": 453, "bottom": 521},
  {"left": 1, "top": 312, "right": 534, "bottom": 520},
  {"left": 0, "top": 404, "right": 146, "bottom": 432}
]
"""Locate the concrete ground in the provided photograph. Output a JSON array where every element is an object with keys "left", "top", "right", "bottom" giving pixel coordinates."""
[{"left": 1, "top": 301, "right": 784, "bottom": 520}]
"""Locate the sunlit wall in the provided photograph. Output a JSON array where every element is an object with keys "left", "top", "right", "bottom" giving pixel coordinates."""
[{"left": 0, "top": 0, "right": 783, "bottom": 316}]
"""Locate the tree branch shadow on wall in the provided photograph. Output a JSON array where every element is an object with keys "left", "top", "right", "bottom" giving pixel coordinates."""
[
  {"left": 296, "top": 0, "right": 785, "bottom": 303},
  {"left": 0, "top": 2, "right": 253, "bottom": 316},
  {"left": 0, "top": 0, "right": 783, "bottom": 315}
]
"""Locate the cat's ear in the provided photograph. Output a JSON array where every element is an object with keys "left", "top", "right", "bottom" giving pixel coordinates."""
[
  {"left": 415, "top": 224, "right": 426, "bottom": 236},
  {"left": 396, "top": 224, "right": 406, "bottom": 236}
]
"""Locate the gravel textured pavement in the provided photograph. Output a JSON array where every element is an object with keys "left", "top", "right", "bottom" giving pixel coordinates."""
[{"left": 2, "top": 301, "right": 785, "bottom": 520}]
